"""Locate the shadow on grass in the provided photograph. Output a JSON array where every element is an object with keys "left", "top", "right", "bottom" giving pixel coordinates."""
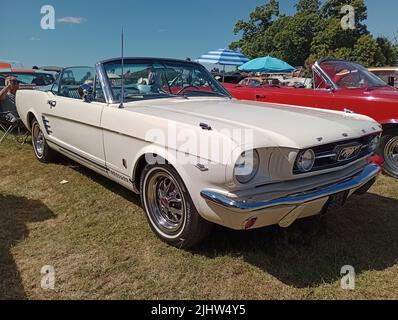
[
  {"left": 0, "top": 194, "right": 56, "bottom": 300},
  {"left": 194, "top": 192, "right": 398, "bottom": 288},
  {"left": 60, "top": 159, "right": 398, "bottom": 289},
  {"left": 61, "top": 158, "right": 142, "bottom": 206}
]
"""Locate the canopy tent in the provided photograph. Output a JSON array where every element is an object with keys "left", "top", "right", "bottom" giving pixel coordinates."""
[
  {"left": 0, "top": 59, "right": 23, "bottom": 69},
  {"left": 239, "top": 56, "right": 295, "bottom": 73}
]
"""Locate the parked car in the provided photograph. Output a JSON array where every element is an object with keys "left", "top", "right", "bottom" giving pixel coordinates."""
[
  {"left": 212, "top": 72, "right": 246, "bottom": 84},
  {"left": 369, "top": 67, "right": 398, "bottom": 88},
  {"left": 225, "top": 58, "right": 398, "bottom": 178},
  {"left": 238, "top": 77, "right": 265, "bottom": 87},
  {"left": 16, "top": 57, "right": 382, "bottom": 248},
  {"left": 0, "top": 67, "right": 56, "bottom": 89}
]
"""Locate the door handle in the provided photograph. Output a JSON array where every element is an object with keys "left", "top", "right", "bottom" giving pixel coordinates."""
[
  {"left": 47, "top": 100, "right": 57, "bottom": 108},
  {"left": 256, "top": 94, "right": 266, "bottom": 99}
]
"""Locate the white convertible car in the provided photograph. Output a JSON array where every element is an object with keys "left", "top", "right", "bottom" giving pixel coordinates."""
[{"left": 16, "top": 57, "right": 382, "bottom": 248}]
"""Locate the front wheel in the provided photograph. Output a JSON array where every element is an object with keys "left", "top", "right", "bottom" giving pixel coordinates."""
[
  {"left": 380, "top": 135, "right": 398, "bottom": 179},
  {"left": 140, "top": 164, "right": 212, "bottom": 249},
  {"left": 31, "top": 119, "right": 57, "bottom": 163}
]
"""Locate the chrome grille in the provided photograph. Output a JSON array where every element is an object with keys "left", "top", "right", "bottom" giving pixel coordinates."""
[{"left": 293, "top": 134, "right": 378, "bottom": 174}]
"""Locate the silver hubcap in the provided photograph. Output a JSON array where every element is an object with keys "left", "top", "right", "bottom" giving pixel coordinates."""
[
  {"left": 385, "top": 137, "right": 398, "bottom": 173},
  {"left": 33, "top": 124, "right": 45, "bottom": 158},
  {"left": 146, "top": 171, "right": 185, "bottom": 234}
]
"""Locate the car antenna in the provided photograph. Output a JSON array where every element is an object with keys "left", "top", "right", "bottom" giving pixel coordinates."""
[{"left": 119, "top": 28, "right": 125, "bottom": 109}]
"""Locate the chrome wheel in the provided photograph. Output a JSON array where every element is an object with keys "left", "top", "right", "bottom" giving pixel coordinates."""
[
  {"left": 145, "top": 170, "right": 186, "bottom": 235},
  {"left": 33, "top": 123, "right": 45, "bottom": 158},
  {"left": 385, "top": 136, "right": 398, "bottom": 173}
]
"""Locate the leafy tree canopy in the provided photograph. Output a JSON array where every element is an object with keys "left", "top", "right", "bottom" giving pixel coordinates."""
[{"left": 230, "top": 0, "right": 398, "bottom": 68}]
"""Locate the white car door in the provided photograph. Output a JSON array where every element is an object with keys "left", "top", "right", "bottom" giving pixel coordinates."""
[{"left": 43, "top": 67, "right": 106, "bottom": 170}]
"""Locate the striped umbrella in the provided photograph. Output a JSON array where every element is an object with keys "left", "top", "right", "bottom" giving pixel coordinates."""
[
  {"left": 196, "top": 49, "right": 249, "bottom": 81},
  {"left": 196, "top": 49, "right": 250, "bottom": 66}
]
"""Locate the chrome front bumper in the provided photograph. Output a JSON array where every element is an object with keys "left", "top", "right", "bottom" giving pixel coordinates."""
[{"left": 201, "top": 163, "right": 381, "bottom": 214}]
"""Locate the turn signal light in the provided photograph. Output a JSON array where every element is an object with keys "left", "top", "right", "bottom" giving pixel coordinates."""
[{"left": 243, "top": 217, "right": 258, "bottom": 230}]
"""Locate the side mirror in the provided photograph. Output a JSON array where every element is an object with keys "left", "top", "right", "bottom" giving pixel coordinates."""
[
  {"left": 325, "top": 84, "right": 336, "bottom": 92},
  {"left": 78, "top": 84, "right": 93, "bottom": 102}
]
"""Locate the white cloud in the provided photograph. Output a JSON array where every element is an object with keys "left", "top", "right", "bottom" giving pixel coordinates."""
[
  {"left": 30, "top": 37, "right": 41, "bottom": 41},
  {"left": 57, "top": 17, "right": 87, "bottom": 24}
]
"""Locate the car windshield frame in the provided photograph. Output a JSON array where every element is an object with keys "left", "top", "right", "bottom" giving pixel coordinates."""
[
  {"left": 100, "top": 58, "right": 232, "bottom": 103},
  {"left": 316, "top": 59, "right": 387, "bottom": 90}
]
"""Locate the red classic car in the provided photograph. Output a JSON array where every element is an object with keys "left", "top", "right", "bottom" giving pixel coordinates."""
[{"left": 224, "top": 58, "right": 398, "bottom": 178}]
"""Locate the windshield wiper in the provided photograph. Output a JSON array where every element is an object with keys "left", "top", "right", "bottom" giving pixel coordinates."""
[{"left": 163, "top": 91, "right": 189, "bottom": 99}]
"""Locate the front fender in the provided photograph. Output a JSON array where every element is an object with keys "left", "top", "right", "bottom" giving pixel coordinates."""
[
  {"left": 24, "top": 108, "right": 41, "bottom": 131},
  {"left": 129, "top": 144, "right": 228, "bottom": 198}
]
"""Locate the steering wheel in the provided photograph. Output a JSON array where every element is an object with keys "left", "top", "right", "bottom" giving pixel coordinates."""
[{"left": 176, "top": 85, "right": 200, "bottom": 95}]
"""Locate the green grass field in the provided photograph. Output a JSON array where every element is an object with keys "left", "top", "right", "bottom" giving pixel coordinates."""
[{"left": 0, "top": 136, "right": 397, "bottom": 300}]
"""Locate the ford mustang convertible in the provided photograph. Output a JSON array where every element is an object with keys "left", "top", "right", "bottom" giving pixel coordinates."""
[
  {"left": 16, "top": 57, "right": 382, "bottom": 248},
  {"left": 225, "top": 59, "right": 398, "bottom": 178}
]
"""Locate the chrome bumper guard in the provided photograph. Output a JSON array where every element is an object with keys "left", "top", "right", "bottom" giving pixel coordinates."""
[{"left": 201, "top": 163, "right": 381, "bottom": 213}]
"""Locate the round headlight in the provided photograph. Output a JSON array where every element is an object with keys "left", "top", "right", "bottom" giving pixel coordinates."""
[
  {"left": 368, "top": 135, "right": 381, "bottom": 153},
  {"left": 234, "top": 150, "right": 260, "bottom": 184},
  {"left": 296, "top": 149, "right": 315, "bottom": 173}
]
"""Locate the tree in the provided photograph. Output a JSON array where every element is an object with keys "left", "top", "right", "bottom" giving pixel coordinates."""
[
  {"left": 262, "top": 13, "right": 323, "bottom": 66},
  {"left": 230, "top": 0, "right": 398, "bottom": 68},
  {"left": 230, "top": 0, "right": 280, "bottom": 58},
  {"left": 296, "top": 0, "right": 320, "bottom": 13},
  {"left": 352, "top": 35, "right": 386, "bottom": 67},
  {"left": 377, "top": 37, "right": 398, "bottom": 66}
]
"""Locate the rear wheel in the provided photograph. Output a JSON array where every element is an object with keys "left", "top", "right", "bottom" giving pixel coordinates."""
[
  {"left": 140, "top": 164, "right": 212, "bottom": 248},
  {"left": 31, "top": 119, "right": 57, "bottom": 163},
  {"left": 380, "top": 135, "right": 398, "bottom": 178}
]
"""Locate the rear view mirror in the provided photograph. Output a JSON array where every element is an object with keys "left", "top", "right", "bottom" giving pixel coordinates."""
[{"left": 388, "top": 76, "right": 395, "bottom": 87}]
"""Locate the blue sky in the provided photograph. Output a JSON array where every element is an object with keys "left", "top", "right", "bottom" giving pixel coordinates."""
[{"left": 0, "top": 0, "right": 397, "bottom": 68}]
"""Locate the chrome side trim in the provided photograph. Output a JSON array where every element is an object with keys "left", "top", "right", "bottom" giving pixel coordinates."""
[{"left": 201, "top": 163, "right": 381, "bottom": 213}]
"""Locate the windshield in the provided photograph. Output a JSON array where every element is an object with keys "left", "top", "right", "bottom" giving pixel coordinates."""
[
  {"left": 370, "top": 70, "right": 398, "bottom": 86},
  {"left": 318, "top": 60, "right": 387, "bottom": 89},
  {"left": 103, "top": 60, "right": 231, "bottom": 101},
  {"left": 0, "top": 72, "right": 55, "bottom": 86}
]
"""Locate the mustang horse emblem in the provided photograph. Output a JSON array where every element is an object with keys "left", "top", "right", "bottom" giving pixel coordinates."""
[{"left": 338, "top": 145, "right": 362, "bottom": 161}]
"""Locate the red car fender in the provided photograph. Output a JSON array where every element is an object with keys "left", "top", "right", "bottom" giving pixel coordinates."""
[{"left": 379, "top": 119, "right": 398, "bottom": 125}]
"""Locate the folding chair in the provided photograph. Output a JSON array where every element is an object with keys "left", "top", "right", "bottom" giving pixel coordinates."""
[{"left": 0, "top": 112, "right": 26, "bottom": 144}]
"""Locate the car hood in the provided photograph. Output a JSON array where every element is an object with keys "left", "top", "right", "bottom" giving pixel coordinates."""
[{"left": 123, "top": 97, "right": 381, "bottom": 150}]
